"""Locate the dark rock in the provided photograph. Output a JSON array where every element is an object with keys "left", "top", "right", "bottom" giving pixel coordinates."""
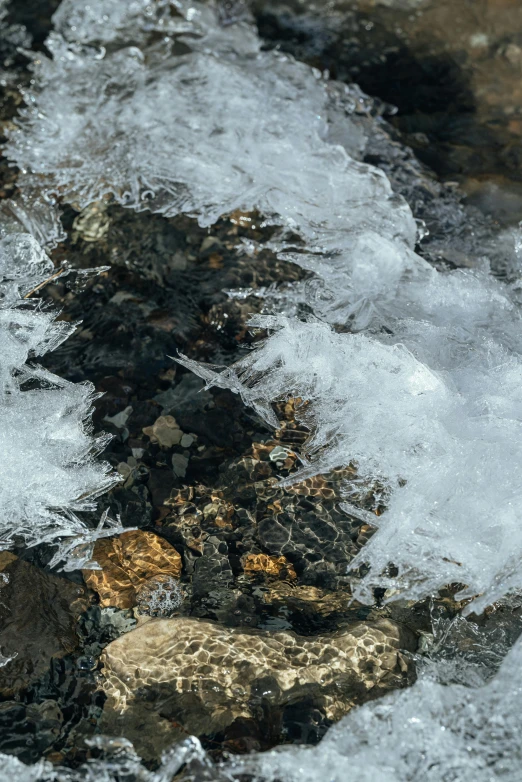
[{"left": 0, "top": 553, "right": 88, "bottom": 697}]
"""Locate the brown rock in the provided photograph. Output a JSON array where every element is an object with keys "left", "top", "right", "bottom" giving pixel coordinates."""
[
  {"left": 83, "top": 530, "right": 182, "bottom": 609},
  {"left": 243, "top": 553, "right": 297, "bottom": 580},
  {"left": 100, "top": 616, "right": 415, "bottom": 760},
  {"left": 263, "top": 582, "right": 351, "bottom": 617},
  {"left": 0, "top": 556, "right": 87, "bottom": 696}
]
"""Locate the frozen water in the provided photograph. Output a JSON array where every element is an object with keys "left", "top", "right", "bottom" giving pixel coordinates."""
[
  {"left": 0, "top": 223, "right": 119, "bottom": 563},
  {"left": 6, "top": 1, "right": 415, "bottom": 307},
  {"left": 179, "top": 295, "right": 522, "bottom": 614},
  {"left": 52, "top": 0, "right": 234, "bottom": 47},
  {"left": 4, "top": 632, "right": 522, "bottom": 781},
  {"left": 5, "top": 0, "right": 522, "bottom": 779},
  {"left": 0, "top": 736, "right": 214, "bottom": 782},
  {"left": 9, "top": 0, "right": 522, "bottom": 609}
]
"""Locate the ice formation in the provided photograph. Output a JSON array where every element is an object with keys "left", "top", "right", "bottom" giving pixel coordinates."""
[
  {"left": 8, "top": 0, "right": 522, "bottom": 609},
  {"left": 3, "top": 634, "right": 522, "bottom": 781},
  {"left": 5, "top": 0, "right": 522, "bottom": 779},
  {"left": 0, "top": 216, "right": 119, "bottom": 563},
  {"left": 0, "top": 736, "right": 211, "bottom": 782}
]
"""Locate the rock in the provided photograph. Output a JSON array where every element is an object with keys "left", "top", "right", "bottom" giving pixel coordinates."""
[
  {"left": 83, "top": 530, "right": 182, "bottom": 610},
  {"left": 0, "top": 553, "right": 87, "bottom": 697},
  {"left": 0, "top": 700, "right": 63, "bottom": 763},
  {"left": 142, "top": 415, "right": 182, "bottom": 448},
  {"left": 180, "top": 433, "right": 195, "bottom": 448},
  {"left": 72, "top": 200, "right": 110, "bottom": 243},
  {"left": 243, "top": 553, "right": 297, "bottom": 580},
  {"left": 172, "top": 453, "right": 189, "bottom": 478},
  {"left": 99, "top": 616, "right": 415, "bottom": 760}
]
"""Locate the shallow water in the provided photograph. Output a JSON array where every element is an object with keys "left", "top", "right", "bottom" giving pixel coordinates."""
[{"left": 1, "top": 0, "right": 522, "bottom": 780}]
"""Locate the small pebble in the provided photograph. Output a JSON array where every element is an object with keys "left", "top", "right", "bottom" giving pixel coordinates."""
[{"left": 172, "top": 453, "right": 189, "bottom": 478}]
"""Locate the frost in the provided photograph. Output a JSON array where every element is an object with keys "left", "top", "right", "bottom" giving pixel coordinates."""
[
  {"left": 0, "top": 736, "right": 212, "bottom": 782},
  {"left": 6, "top": 2, "right": 522, "bottom": 777},
  {"left": 180, "top": 300, "right": 522, "bottom": 613},
  {"left": 6, "top": 0, "right": 414, "bottom": 298},
  {"left": 0, "top": 220, "right": 119, "bottom": 563},
  {"left": 52, "top": 0, "right": 227, "bottom": 47}
]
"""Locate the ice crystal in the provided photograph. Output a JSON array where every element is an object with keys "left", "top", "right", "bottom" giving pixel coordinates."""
[
  {"left": 4, "top": 1, "right": 522, "bottom": 780},
  {"left": 179, "top": 299, "right": 522, "bottom": 614},
  {"left": 10, "top": 0, "right": 522, "bottom": 608},
  {"left": 6, "top": 0, "right": 414, "bottom": 295},
  {"left": 0, "top": 221, "right": 118, "bottom": 562},
  {"left": 0, "top": 736, "right": 212, "bottom": 782}
]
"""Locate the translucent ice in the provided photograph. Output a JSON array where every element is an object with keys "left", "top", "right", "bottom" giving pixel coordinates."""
[
  {"left": 5, "top": 635, "right": 522, "bottom": 781},
  {"left": 0, "top": 227, "right": 118, "bottom": 561},
  {"left": 0, "top": 736, "right": 213, "bottom": 782},
  {"left": 180, "top": 296, "right": 522, "bottom": 614},
  {"left": 6, "top": 0, "right": 416, "bottom": 326},
  {"left": 11, "top": 0, "right": 522, "bottom": 607}
]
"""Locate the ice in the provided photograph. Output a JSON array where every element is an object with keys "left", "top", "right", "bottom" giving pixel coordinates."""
[
  {"left": 5, "top": 0, "right": 522, "bottom": 778},
  {"left": 11, "top": 0, "right": 522, "bottom": 608},
  {"left": 52, "top": 0, "right": 235, "bottom": 47},
  {"left": 180, "top": 295, "right": 522, "bottom": 614},
  {"left": 0, "top": 736, "right": 213, "bottom": 781},
  {"left": 4, "top": 631, "right": 522, "bottom": 781},
  {"left": 5, "top": 1, "right": 415, "bottom": 294},
  {"left": 0, "top": 226, "right": 118, "bottom": 562}
]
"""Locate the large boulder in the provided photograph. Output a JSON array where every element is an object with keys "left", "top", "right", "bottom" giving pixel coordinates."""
[{"left": 100, "top": 616, "right": 416, "bottom": 759}]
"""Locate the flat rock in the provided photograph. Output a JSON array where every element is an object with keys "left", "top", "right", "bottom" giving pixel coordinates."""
[
  {"left": 83, "top": 530, "right": 182, "bottom": 610},
  {"left": 0, "top": 553, "right": 87, "bottom": 697},
  {"left": 100, "top": 616, "right": 416, "bottom": 760}
]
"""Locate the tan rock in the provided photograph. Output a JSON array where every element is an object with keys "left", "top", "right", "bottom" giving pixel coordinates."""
[
  {"left": 99, "top": 616, "right": 415, "bottom": 759},
  {"left": 83, "top": 530, "right": 182, "bottom": 609},
  {"left": 142, "top": 415, "right": 182, "bottom": 447}
]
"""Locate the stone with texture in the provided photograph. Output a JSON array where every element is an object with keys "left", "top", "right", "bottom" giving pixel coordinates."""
[
  {"left": 99, "top": 616, "right": 415, "bottom": 759},
  {"left": 83, "top": 530, "right": 182, "bottom": 610},
  {"left": 0, "top": 553, "right": 87, "bottom": 696}
]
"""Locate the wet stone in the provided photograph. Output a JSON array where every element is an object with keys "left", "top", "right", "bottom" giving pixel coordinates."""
[
  {"left": 0, "top": 553, "right": 87, "bottom": 697},
  {"left": 243, "top": 553, "right": 297, "bottom": 581},
  {"left": 142, "top": 415, "right": 182, "bottom": 448},
  {"left": 82, "top": 530, "right": 182, "bottom": 610},
  {"left": 99, "top": 616, "right": 416, "bottom": 760},
  {"left": 0, "top": 700, "right": 62, "bottom": 764}
]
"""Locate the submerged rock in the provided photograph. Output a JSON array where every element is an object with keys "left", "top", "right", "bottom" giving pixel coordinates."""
[
  {"left": 99, "top": 616, "right": 415, "bottom": 759},
  {"left": 82, "top": 530, "right": 182, "bottom": 610},
  {"left": 0, "top": 553, "right": 87, "bottom": 697}
]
